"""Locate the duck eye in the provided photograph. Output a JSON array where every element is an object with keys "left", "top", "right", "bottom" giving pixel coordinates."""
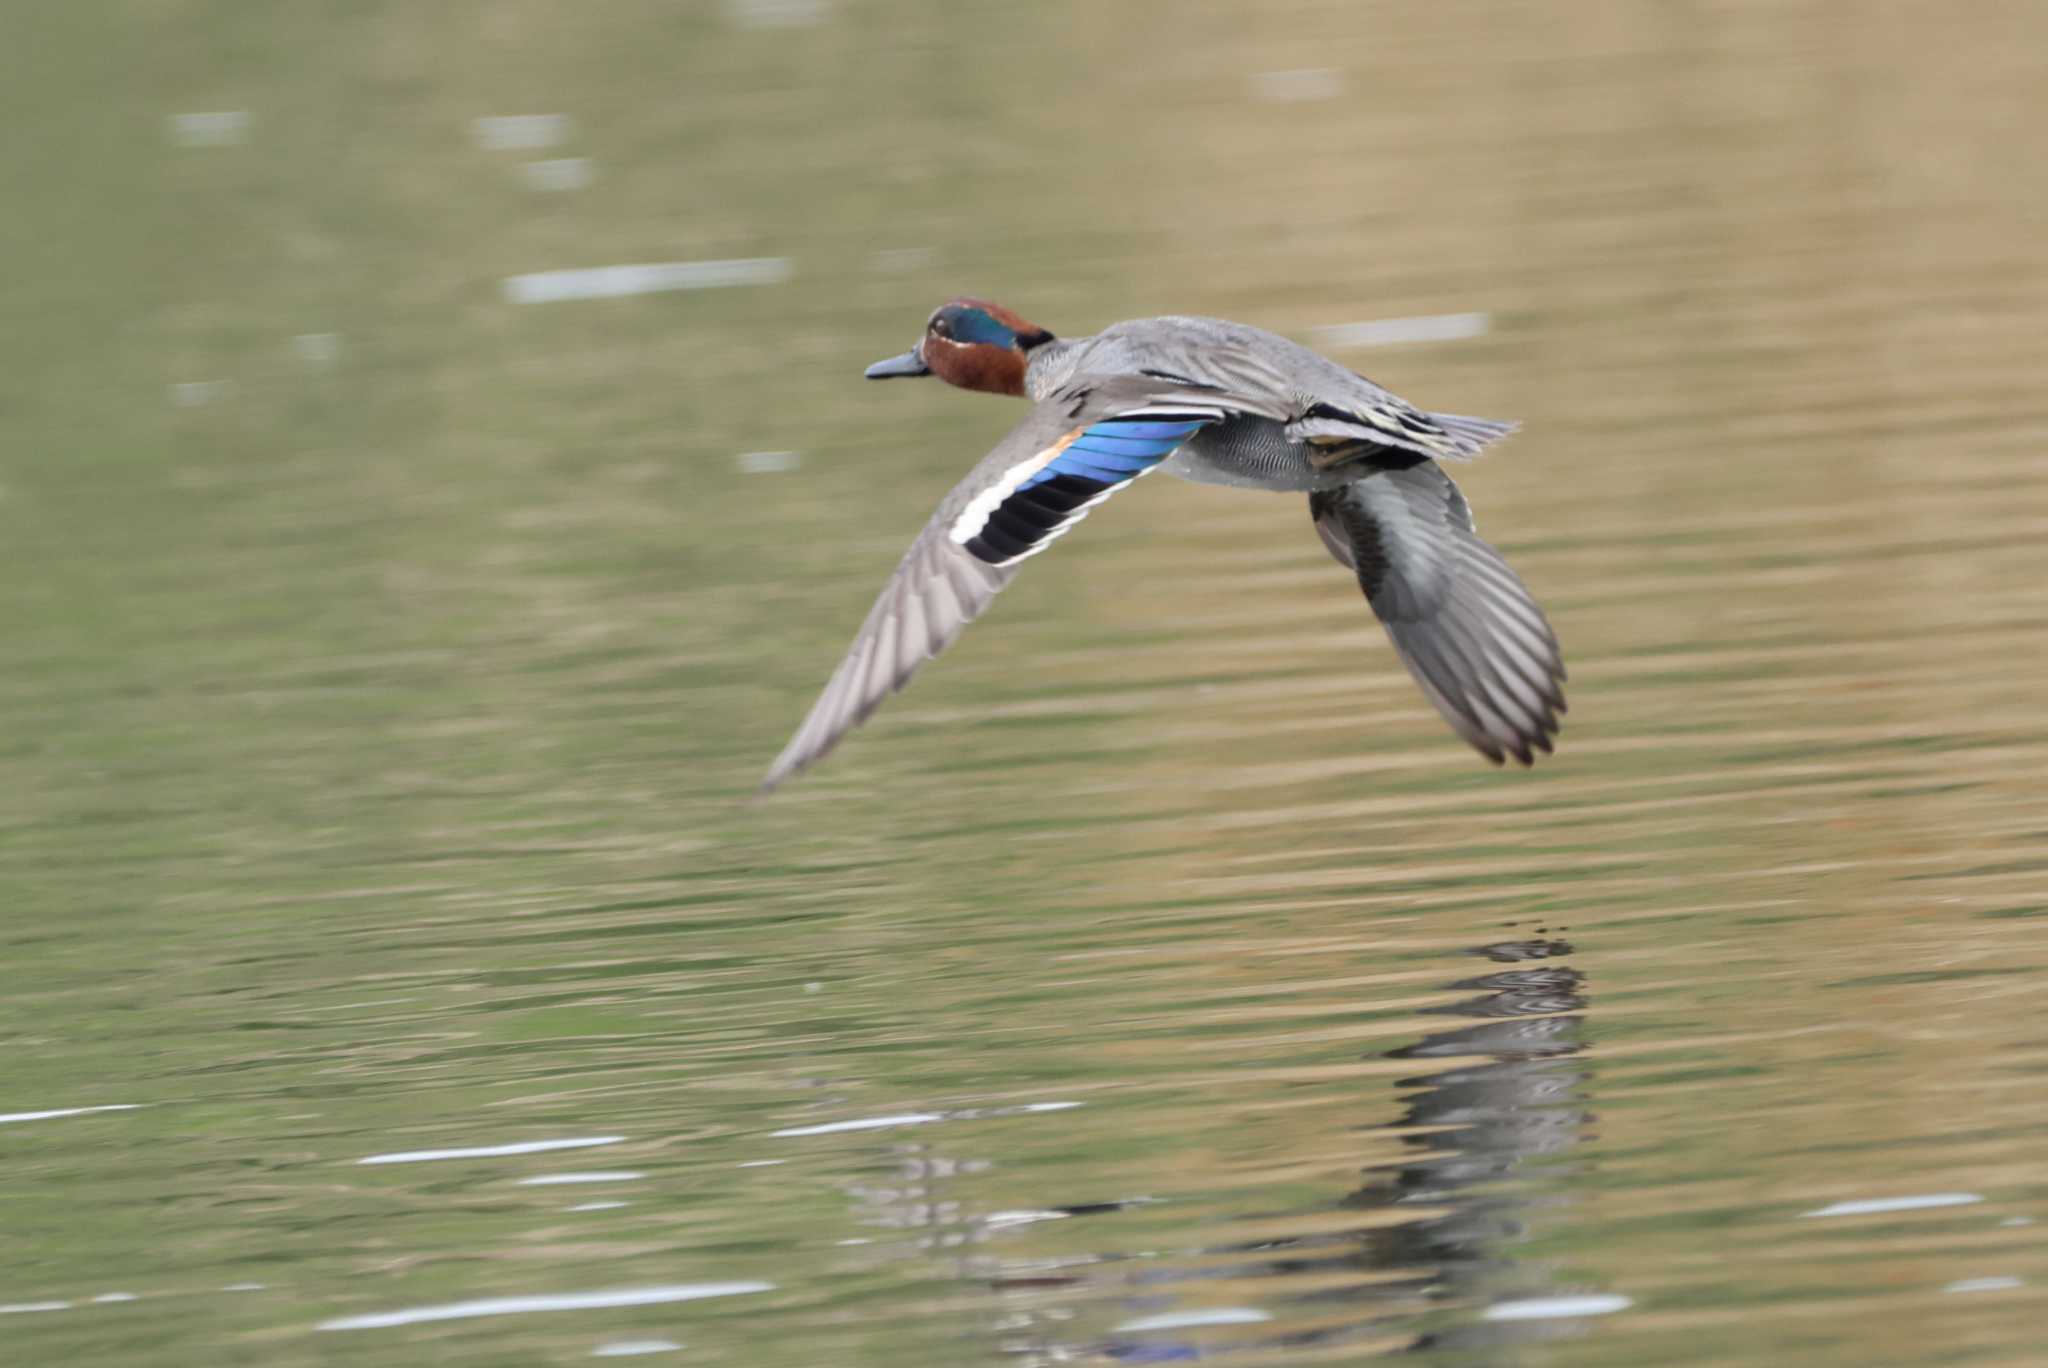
[{"left": 929, "top": 316, "right": 952, "bottom": 338}]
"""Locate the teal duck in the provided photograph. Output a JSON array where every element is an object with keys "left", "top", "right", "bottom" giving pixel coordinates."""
[{"left": 762, "top": 298, "right": 1565, "bottom": 790}]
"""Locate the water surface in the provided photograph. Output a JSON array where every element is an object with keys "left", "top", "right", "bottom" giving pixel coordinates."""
[{"left": 4, "top": 3, "right": 2046, "bottom": 1364}]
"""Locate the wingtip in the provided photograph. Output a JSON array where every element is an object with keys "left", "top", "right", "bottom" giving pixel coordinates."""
[
  {"left": 754, "top": 760, "right": 800, "bottom": 799},
  {"left": 1471, "top": 726, "right": 1556, "bottom": 769}
]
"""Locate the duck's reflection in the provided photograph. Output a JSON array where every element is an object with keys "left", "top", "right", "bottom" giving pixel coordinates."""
[
  {"left": 1349, "top": 934, "right": 1591, "bottom": 1357},
  {"left": 1013, "top": 933, "right": 1593, "bottom": 1362}
]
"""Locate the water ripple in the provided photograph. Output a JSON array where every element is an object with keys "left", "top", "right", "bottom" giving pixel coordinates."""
[{"left": 317, "top": 1283, "right": 774, "bottom": 1331}]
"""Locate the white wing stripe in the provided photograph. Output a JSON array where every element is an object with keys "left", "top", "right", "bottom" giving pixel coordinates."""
[
  {"left": 947, "top": 448, "right": 1060, "bottom": 546},
  {"left": 973, "top": 470, "right": 1153, "bottom": 568}
]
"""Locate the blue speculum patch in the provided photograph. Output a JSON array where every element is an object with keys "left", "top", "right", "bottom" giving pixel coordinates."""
[
  {"left": 1021, "top": 418, "right": 1209, "bottom": 490},
  {"left": 960, "top": 411, "right": 1221, "bottom": 565}
]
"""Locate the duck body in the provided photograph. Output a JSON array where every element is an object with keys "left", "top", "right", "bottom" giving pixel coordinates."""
[
  {"left": 761, "top": 299, "right": 1566, "bottom": 791},
  {"left": 1026, "top": 314, "right": 1513, "bottom": 493}
]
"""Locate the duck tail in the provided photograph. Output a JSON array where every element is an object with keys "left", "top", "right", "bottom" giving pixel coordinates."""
[{"left": 1426, "top": 412, "right": 1520, "bottom": 459}]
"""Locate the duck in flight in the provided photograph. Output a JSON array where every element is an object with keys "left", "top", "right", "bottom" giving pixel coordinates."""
[{"left": 760, "top": 298, "right": 1565, "bottom": 791}]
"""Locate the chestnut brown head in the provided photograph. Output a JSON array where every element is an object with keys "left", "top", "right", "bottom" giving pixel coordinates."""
[{"left": 864, "top": 297, "right": 1056, "bottom": 398}]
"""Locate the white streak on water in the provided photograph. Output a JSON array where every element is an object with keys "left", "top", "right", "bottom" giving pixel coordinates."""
[
  {"left": 169, "top": 111, "right": 250, "bottom": 146},
  {"left": 773, "top": 1101, "right": 1082, "bottom": 1137},
  {"left": 984, "top": 1209, "right": 1070, "bottom": 1229},
  {"left": 568, "top": 1201, "right": 630, "bottom": 1212},
  {"left": 593, "top": 1341, "right": 684, "bottom": 1357},
  {"left": 169, "top": 381, "right": 234, "bottom": 407},
  {"left": 358, "top": 1136, "right": 623, "bottom": 1165},
  {"left": 504, "top": 259, "right": 791, "bottom": 304},
  {"left": 726, "top": 0, "right": 830, "bottom": 27},
  {"left": 0, "top": 1104, "right": 141, "bottom": 1125},
  {"left": 517, "top": 1172, "right": 644, "bottom": 1186},
  {"left": 1115, "top": 1308, "right": 1271, "bottom": 1332},
  {"left": 0, "top": 1302, "right": 70, "bottom": 1315},
  {"left": 773, "top": 1112, "right": 942, "bottom": 1137},
  {"left": 1801, "top": 1193, "right": 1982, "bottom": 1218},
  {"left": 1483, "top": 1294, "right": 1633, "bottom": 1322},
  {"left": 736, "top": 451, "right": 801, "bottom": 475},
  {"left": 92, "top": 1293, "right": 138, "bottom": 1304},
  {"left": 1316, "top": 312, "right": 1492, "bottom": 349},
  {"left": 473, "top": 115, "right": 572, "bottom": 151},
  {"left": 1945, "top": 1276, "right": 2022, "bottom": 1294},
  {"left": 317, "top": 1282, "right": 772, "bottom": 1331}
]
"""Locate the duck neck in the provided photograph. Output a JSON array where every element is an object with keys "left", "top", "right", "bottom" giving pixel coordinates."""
[{"left": 1020, "top": 336, "right": 1078, "bottom": 402}]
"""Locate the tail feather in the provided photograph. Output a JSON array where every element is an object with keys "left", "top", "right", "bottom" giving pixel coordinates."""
[
  {"left": 1428, "top": 412, "right": 1519, "bottom": 459},
  {"left": 1290, "top": 405, "right": 1520, "bottom": 466}
]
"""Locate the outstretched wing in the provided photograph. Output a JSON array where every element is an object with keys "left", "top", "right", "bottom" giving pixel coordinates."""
[
  {"left": 1310, "top": 464, "right": 1566, "bottom": 764},
  {"left": 762, "top": 379, "right": 1265, "bottom": 792}
]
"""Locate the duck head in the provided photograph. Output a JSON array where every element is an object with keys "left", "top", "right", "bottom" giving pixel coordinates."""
[{"left": 865, "top": 298, "right": 1056, "bottom": 398}]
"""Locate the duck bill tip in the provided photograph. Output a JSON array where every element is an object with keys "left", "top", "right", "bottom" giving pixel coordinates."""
[{"left": 864, "top": 349, "right": 931, "bottom": 380}]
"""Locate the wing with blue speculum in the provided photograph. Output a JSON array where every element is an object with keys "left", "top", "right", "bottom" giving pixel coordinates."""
[
  {"left": 954, "top": 409, "right": 1220, "bottom": 566},
  {"left": 761, "top": 378, "right": 1270, "bottom": 792}
]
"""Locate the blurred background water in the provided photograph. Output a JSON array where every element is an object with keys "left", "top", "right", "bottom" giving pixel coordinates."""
[{"left": 4, "top": 2, "right": 2047, "bottom": 1364}]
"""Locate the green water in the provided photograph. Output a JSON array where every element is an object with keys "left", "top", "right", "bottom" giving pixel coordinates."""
[{"left": 5, "top": 3, "right": 2047, "bottom": 1364}]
